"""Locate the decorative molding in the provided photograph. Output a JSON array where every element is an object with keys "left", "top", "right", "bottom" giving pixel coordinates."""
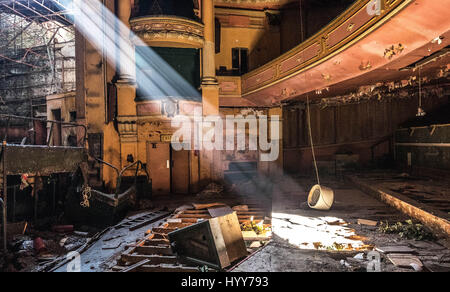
[
  {"left": 218, "top": 76, "right": 241, "bottom": 96},
  {"left": 136, "top": 101, "right": 161, "bottom": 116},
  {"left": 117, "top": 117, "right": 138, "bottom": 139},
  {"left": 130, "top": 16, "right": 204, "bottom": 48},
  {"left": 136, "top": 100, "right": 201, "bottom": 117},
  {"left": 241, "top": 0, "right": 413, "bottom": 95}
]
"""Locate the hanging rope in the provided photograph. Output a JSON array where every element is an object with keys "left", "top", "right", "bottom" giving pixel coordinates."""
[
  {"left": 80, "top": 185, "right": 92, "bottom": 208},
  {"left": 306, "top": 95, "right": 320, "bottom": 186},
  {"left": 419, "top": 66, "right": 422, "bottom": 108}
]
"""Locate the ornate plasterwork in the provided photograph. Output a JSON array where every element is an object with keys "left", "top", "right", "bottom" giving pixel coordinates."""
[
  {"left": 241, "top": 0, "right": 413, "bottom": 95},
  {"left": 130, "top": 16, "right": 204, "bottom": 48}
]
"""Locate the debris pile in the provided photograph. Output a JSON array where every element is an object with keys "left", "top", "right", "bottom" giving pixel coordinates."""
[
  {"left": 195, "top": 183, "right": 224, "bottom": 199},
  {"left": 113, "top": 202, "right": 272, "bottom": 272},
  {"left": 0, "top": 226, "right": 90, "bottom": 272},
  {"left": 378, "top": 220, "right": 435, "bottom": 241}
]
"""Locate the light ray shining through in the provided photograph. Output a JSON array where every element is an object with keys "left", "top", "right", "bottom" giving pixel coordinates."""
[{"left": 60, "top": 0, "right": 201, "bottom": 101}]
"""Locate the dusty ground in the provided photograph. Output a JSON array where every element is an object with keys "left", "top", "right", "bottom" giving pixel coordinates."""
[
  {"left": 233, "top": 176, "right": 450, "bottom": 272},
  {"left": 3, "top": 174, "right": 449, "bottom": 272}
]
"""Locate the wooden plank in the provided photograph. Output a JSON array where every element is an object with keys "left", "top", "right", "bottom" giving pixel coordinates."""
[
  {"left": 129, "top": 212, "right": 170, "bottom": 231},
  {"left": 182, "top": 208, "right": 266, "bottom": 215},
  {"left": 176, "top": 214, "right": 212, "bottom": 219},
  {"left": 164, "top": 222, "right": 193, "bottom": 229},
  {"left": 113, "top": 211, "right": 169, "bottom": 230},
  {"left": 375, "top": 246, "right": 416, "bottom": 254},
  {"left": 119, "top": 259, "right": 150, "bottom": 273},
  {"left": 212, "top": 212, "right": 248, "bottom": 263},
  {"left": 357, "top": 219, "right": 378, "bottom": 226},
  {"left": 151, "top": 227, "right": 177, "bottom": 234},
  {"left": 387, "top": 253, "right": 423, "bottom": 269},
  {"left": 143, "top": 239, "right": 169, "bottom": 246},
  {"left": 135, "top": 246, "right": 173, "bottom": 255},
  {"left": 121, "top": 254, "right": 178, "bottom": 265},
  {"left": 192, "top": 203, "right": 226, "bottom": 210},
  {"left": 208, "top": 206, "right": 234, "bottom": 218}
]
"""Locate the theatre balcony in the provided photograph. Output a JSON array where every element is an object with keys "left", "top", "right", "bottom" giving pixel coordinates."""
[
  {"left": 130, "top": 0, "right": 204, "bottom": 49},
  {"left": 130, "top": 16, "right": 204, "bottom": 49}
]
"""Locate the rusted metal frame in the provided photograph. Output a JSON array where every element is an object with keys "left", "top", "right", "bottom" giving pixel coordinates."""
[
  {"left": 93, "top": 157, "right": 120, "bottom": 177},
  {"left": 0, "top": 114, "right": 88, "bottom": 147},
  {"left": 31, "top": 0, "right": 73, "bottom": 25},
  {"left": 0, "top": 14, "right": 49, "bottom": 67},
  {"left": 92, "top": 158, "right": 147, "bottom": 199},
  {"left": 0, "top": 6, "right": 59, "bottom": 62},
  {"left": 0, "top": 52, "right": 45, "bottom": 68},
  {"left": 1, "top": 20, "right": 32, "bottom": 49},
  {"left": 4, "top": 0, "right": 72, "bottom": 34},
  {"left": 116, "top": 160, "right": 148, "bottom": 199}
]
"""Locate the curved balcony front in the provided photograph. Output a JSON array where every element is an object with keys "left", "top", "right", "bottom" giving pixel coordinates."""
[
  {"left": 239, "top": 0, "right": 450, "bottom": 106},
  {"left": 130, "top": 16, "right": 204, "bottom": 49}
]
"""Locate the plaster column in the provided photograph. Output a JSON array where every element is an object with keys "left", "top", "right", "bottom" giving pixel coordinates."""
[
  {"left": 117, "top": 0, "right": 136, "bottom": 83},
  {"left": 116, "top": 0, "right": 137, "bottom": 170},
  {"left": 201, "top": 0, "right": 219, "bottom": 116},
  {"left": 200, "top": 0, "right": 222, "bottom": 184}
]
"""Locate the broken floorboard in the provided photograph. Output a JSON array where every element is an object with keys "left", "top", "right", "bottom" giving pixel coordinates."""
[
  {"left": 113, "top": 210, "right": 170, "bottom": 231},
  {"left": 114, "top": 204, "right": 271, "bottom": 272},
  {"left": 346, "top": 175, "right": 450, "bottom": 239}
]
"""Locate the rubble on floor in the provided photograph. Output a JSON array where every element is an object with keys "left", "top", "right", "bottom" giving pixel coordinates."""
[
  {"left": 233, "top": 176, "right": 450, "bottom": 272},
  {"left": 195, "top": 183, "right": 224, "bottom": 200},
  {"left": 1, "top": 229, "right": 90, "bottom": 272},
  {"left": 347, "top": 172, "right": 450, "bottom": 239},
  {"left": 112, "top": 201, "right": 272, "bottom": 272}
]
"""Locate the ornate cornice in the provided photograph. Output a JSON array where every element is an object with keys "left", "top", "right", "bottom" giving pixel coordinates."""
[{"left": 130, "top": 16, "right": 204, "bottom": 49}]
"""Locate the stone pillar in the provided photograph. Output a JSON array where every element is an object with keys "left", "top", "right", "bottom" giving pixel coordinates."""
[
  {"left": 117, "top": 0, "right": 135, "bottom": 83},
  {"left": 116, "top": 0, "right": 137, "bottom": 170},
  {"left": 200, "top": 1, "right": 221, "bottom": 184},
  {"left": 201, "top": 0, "right": 219, "bottom": 116}
]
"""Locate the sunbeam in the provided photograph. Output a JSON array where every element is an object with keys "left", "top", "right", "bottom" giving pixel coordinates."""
[{"left": 60, "top": 0, "right": 201, "bottom": 101}]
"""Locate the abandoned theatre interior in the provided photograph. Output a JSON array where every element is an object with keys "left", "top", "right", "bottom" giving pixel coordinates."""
[{"left": 0, "top": 0, "right": 449, "bottom": 274}]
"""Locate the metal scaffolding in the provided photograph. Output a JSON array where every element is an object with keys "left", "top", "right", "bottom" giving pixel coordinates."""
[
  {"left": 0, "top": 0, "right": 74, "bottom": 68},
  {"left": 0, "top": 0, "right": 76, "bottom": 118}
]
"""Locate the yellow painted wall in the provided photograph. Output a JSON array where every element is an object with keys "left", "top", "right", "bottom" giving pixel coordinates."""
[{"left": 215, "top": 24, "right": 281, "bottom": 72}]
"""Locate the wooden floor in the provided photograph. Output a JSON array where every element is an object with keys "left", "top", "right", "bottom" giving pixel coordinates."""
[{"left": 112, "top": 202, "right": 271, "bottom": 272}]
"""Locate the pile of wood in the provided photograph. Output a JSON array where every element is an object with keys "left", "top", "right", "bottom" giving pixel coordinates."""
[{"left": 112, "top": 203, "right": 271, "bottom": 272}]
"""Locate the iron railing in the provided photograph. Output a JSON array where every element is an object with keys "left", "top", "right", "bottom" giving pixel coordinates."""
[
  {"left": 0, "top": 114, "right": 87, "bottom": 147},
  {"left": 93, "top": 157, "right": 149, "bottom": 199}
]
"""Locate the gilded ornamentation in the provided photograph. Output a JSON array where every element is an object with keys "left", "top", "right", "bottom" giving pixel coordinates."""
[
  {"left": 130, "top": 16, "right": 205, "bottom": 48},
  {"left": 384, "top": 44, "right": 405, "bottom": 59},
  {"left": 347, "top": 23, "right": 355, "bottom": 32},
  {"left": 241, "top": 0, "right": 412, "bottom": 95}
]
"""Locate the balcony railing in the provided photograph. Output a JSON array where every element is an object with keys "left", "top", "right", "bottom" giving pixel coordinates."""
[{"left": 241, "top": 0, "right": 412, "bottom": 96}]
